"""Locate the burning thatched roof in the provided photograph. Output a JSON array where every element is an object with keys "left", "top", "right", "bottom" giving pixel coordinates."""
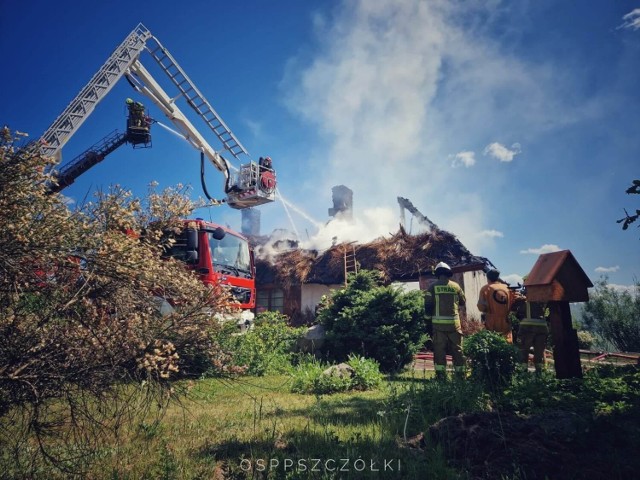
[{"left": 254, "top": 226, "right": 492, "bottom": 287}]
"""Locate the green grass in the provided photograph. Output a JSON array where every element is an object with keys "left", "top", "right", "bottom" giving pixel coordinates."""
[
  {"left": 32, "top": 372, "right": 456, "bottom": 479},
  {"left": 3, "top": 365, "right": 639, "bottom": 479}
]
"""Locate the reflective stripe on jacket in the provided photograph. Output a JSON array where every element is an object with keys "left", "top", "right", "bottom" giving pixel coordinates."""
[
  {"left": 425, "top": 280, "right": 466, "bottom": 329},
  {"left": 520, "top": 302, "right": 548, "bottom": 328}
]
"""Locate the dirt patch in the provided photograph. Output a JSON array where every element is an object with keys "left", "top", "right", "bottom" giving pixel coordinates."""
[{"left": 427, "top": 409, "right": 637, "bottom": 479}]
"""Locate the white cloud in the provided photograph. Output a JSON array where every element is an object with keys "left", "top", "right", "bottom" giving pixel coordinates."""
[
  {"left": 619, "top": 9, "right": 640, "bottom": 30},
  {"left": 274, "top": 0, "right": 597, "bottom": 257},
  {"left": 520, "top": 244, "right": 562, "bottom": 254},
  {"left": 595, "top": 265, "right": 620, "bottom": 273},
  {"left": 450, "top": 151, "right": 476, "bottom": 168},
  {"left": 478, "top": 229, "right": 504, "bottom": 238},
  {"left": 440, "top": 194, "right": 494, "bottom": 254},
  {"left": 483, "top": 142, "right": 521, "bottom": 162},
  {"left": 502, "top": 273, "right": 523, "bottom": 287}
]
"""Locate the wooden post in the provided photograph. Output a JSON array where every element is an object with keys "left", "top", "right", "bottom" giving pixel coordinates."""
[
  {"left": 548, "top": 301, "right": 582, "bottom": 379},
  {"left": 524, "top": 250, "right": 592, "bottom": 380}
]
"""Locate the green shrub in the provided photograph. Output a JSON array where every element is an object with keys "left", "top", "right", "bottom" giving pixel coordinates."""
[
  {"left": 347, "top": 354, "right": 384, "bottom": 390},
  {"left": 496, "top": 369, "right": 562, "bottom": 414},
  {"left": 290, "top": 355, "right": 383, "bottom": 394},
  {"left": 318, "top": 270, "right": 428, "bottom": 373},
  {"left": 463, "top": 330, "right": 519, "bottom": 391},
  {"left": 218, "top": 312, "right": 305, "bottom": 376},
  {"left": 497, "top": 365, "right": 640, "bottom": 417},
  {"left": 290, "top": 356, "right": 348, "bottom": 394}
]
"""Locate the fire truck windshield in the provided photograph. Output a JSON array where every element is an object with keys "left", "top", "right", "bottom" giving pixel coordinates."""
[{"left": 209, "top": 230, "right": 251, "bottom": 275}]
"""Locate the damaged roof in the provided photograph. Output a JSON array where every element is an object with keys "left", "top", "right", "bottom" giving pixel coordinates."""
[{"left": 254, "top": 226, "right": 492, "bottom": 287}]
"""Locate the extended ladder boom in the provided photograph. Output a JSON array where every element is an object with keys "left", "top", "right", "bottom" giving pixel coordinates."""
[
  {"left": 40, "top": 25, "right": 151, "bottom": 160},
  {"left": 37, "top": 23, "right": 276, "bottom": 209},
  {"left": 126, "top": 61, "right": 230, "bottom": 176},
  {"left": 143, "top": 35, "right": 248, "bottom": 160},
  {"left": 50, "top": 130, "right": 129, "bottom": 193}
]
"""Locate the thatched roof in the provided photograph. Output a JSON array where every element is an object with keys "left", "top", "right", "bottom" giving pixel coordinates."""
[{"left": 254, "top": 226, "right": 492, "bottom": 287}]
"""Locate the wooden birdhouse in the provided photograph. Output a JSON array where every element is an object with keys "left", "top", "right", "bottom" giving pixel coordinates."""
[
  {"left": 524, "top": 250, "right": 593, "bottom": 379},
  {"left": 524, "top": 250, "right": 593, "bottom": 303}
]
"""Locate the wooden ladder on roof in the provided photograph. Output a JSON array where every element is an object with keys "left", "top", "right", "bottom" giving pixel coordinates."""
[{"left": 343, "top": 243, "right": 358, "bottom": 286}]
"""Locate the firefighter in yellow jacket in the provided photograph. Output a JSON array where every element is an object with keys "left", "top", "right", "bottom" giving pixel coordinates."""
[
  {"left": 477, "top": 269, "right": 515, "bottom": 343},
  {"left": 514, "top": 285, "right": 549, "bottom": 373},
  {"left": 424, "top": 262, "right": 466, "bottom": 380}
]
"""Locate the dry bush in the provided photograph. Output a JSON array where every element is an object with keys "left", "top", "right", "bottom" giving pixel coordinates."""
[
  {"left": 461, "top": 310, "right": 484, "bottom": 336},
  {"left": 0, "top": 130, "right": 239, "bottom": 473}
]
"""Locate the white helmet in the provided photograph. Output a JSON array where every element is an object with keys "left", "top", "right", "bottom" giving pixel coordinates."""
[{"left": 434, "top": 262, "right": 452, "bottom": 276}]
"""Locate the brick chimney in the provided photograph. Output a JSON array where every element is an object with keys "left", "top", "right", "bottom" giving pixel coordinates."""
[{"left": 328, "top": 185, "right": 353, "bottom": 220}]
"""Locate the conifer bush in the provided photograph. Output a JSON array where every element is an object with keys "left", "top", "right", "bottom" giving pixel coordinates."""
[{"left": 318, "top": 270, "right": 428, "bottom": 373}]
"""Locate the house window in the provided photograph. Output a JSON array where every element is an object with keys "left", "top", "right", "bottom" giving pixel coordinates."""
[{"left": 256, "top": 288, "right": 284, "bottom": 313}]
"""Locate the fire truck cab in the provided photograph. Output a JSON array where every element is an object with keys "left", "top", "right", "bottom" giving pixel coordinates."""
[{"left": 159, "top": 219, "right": 256, "bottom": 329}]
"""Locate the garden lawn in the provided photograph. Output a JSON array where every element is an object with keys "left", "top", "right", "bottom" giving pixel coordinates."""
[{"left": 83, "top": 373, "right": 455, "bottom": 480}]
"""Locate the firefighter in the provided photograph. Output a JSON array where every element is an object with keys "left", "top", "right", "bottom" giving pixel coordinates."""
[
  {"left": 258, "top": 156, "right": 276, "bottom": 193},
  {"left": 126, "top": 98, "right": 146, "bottom": 127},
  {"left": 424, "top": 262, "right": 466, "bottom": 380},
  {"left": 259, "top": 156, "right": 273, "bottom": 171},
  {"left": 477, "top": 268, "right": 515, "bottom": 343},
  {"left": 515, "top": 280, "right": 549, "bottom": 374}
]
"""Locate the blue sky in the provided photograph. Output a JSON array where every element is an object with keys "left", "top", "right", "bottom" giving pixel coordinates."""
[{"left": 1, "top": 0, "right": 639, "bottom": 289}]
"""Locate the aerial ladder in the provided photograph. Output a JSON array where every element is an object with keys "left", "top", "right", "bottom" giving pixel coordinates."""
[
  {"left": 49, "top": 100, "right": 152, "bottom": 193},
  {"left": 40, "top": 23, "right": 275, "bottom": 209}
]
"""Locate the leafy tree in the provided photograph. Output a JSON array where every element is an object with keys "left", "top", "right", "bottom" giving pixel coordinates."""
[
  {"left": 0, "top": 131, "right": 239, "bottom": 471},
  {"left": 318, "top": 270, "right": 428, "bottom": 373},
  {"left": 617, "top": 179, "right": 640, "bottom": 233},
  {"left": 581, "top": 277, "right": 640, "bottom": 352}
]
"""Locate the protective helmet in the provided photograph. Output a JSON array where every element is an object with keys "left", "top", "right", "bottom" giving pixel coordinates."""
[
  {"left": 487, "top": 269, "right": 500, "bottom": 281},
  {"left": 434, "top": 262, "right": 452, "bottom": 277}
]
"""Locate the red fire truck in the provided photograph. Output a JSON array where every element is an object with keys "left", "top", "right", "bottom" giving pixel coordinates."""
[{"left": 162, "top": 219, "right": 256, "bottom": 319}]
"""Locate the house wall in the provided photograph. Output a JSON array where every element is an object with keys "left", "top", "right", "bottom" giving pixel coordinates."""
[
  {"left": 301, "top": 283, "right": 343, "bottom": 316},
  {"left": 391, "top": 281, "right": 421, "bottom": 293},
  {"left": 461, "top": 270, "right": 487, "bottom": 322}
]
